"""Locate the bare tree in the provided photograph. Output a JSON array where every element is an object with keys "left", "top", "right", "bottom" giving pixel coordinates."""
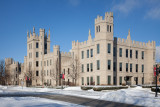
[
  {"left": 50, "top": 58, "right": 59, "bottom": 86},
  {"left": 68, "top": 57, "right": 81, "bottom": 86},
  {"left": 25, "top": 65, "right": 35, "bottom": 86},
  {"left": 0, "top": 60, "right": 5, "bottom": 85},
  {"left": 41, "top": 70, "right": 45, "bottom": 86}
]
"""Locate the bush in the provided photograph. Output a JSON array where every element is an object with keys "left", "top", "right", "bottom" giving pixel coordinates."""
[
  {"left": 142, "top": 85, "right": 160, "bottom": 88},
  {"left": 151, "top": 87, "right": 160, "bottom": 93},
  {"left": 93, "top": 86, "right": 128, "bottom": 91},
  {"left": 81, "top": 86, "right": 94, "bottom": 90}
]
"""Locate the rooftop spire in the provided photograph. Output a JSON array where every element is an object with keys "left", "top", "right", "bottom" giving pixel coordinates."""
[
  {"left": 33, "top": 27, "right": 35, "bottom": 33},
  {"left": 127, "top": 29, "right": 131, "bottom": 40},
  {"left": 48, "top": 28, "right": 50, "bottom": 40},
  {"left": 88, "top": 29, "right": 92, "bottom": 41},
  {"left": 27, "top": 31, "right": 29, "bottom": 37},
  {"left": 128, "top": 29, "right": 130, "bottom": 36}
]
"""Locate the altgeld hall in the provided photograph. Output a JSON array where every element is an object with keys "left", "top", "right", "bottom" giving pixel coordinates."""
[{"left": 5, "top": 12, "right": 156, "bottom": 87}]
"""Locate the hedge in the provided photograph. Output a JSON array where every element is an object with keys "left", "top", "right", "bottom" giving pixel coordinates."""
[
  {"left": 151, "top": 87, "right": 160, "bottom": 93},
  {"left": 93, "top": 86, "right": 128, "bottom": 91}
]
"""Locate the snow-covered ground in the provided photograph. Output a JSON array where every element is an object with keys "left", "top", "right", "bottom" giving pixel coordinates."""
[
  {"left": 0, "top": 85, "right": 160, "bottom": 107},
  {"left": 0, "top": 97, "right": 84, "bottom": 107}
]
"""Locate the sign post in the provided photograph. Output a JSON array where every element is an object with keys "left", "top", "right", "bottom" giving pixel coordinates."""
[
  {"left": 21, "top": 79, "right": 24, "bottom": 89},
  {"left": 155, "top": 65, "right": 159, "bottom": 97}
]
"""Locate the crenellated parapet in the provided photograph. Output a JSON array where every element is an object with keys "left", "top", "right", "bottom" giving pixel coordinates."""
[
  {"left": 53, "top": 45, "right": 60, "bottom": 49},
  {"left": 95, "top": 12, "right": 113, "bottom": 24},
  {"left": 5, "top": 58, "right": 19, "bottom": 65},
  {"left": 61, "top": 52, "right": 72, "bottom": 57},
  {"left": 72, "top": 29, "right": 95, "bottom": 49},
  {"left": 117, "top": 38, "right": 155, "bottom": 49},
  {"left": 72, "top": 39, "right": 95, "bottom": 49},
  {"left": 27, "top": 27, "right": 50, "bottom": 42}
]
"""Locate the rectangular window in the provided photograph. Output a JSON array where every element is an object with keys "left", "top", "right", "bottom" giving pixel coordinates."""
[
  {"left": 81, "top": 51, "right": 84, "bottom": 59},
  {"left": 119, "top": 63, "right": 122, "bottom": 71},
  {"left": 97, "top": 44, "right": 100, "bottom": 54},
  {"left": 126, "top": 63, "right": 128, "bottom": 72},
  {"left": 90, "top": 49, "right": 93, "bottom": 57},
  {"left": 50, "top": 59, "right": 52, "bottom": 65},
  {"left": 44, "top": 70, "right": 46, "bottom": 76},
  {"left": 90, "top": 77, "right": 93, "bottom": 85},
  {"left": 142, "top": 65, "right": 144, "bottom": 72},
  {"left": 82, "top": 77, "right": 84, "bottom": 85},
  {"left": 82, "top": 64, "right": 84, "bottom": 72},
  {"left": 119, "top": 76, "right": 122, "bottom": 85},
  {"left": 47, "top": 60, "right": 48, "bottom": 66},
  {"left": 44, "top": 61, "right": 46, "bottom": 66},
  {"left": 113, "top": 47, "right": 116, "bottom": 57},
  {"left": 36, "top": 71, "right": 39, "bottom": 76},
  {"left": 68, "top": 68, "right": 70, "bottom": 74},
  {"left": 110, "top": 25, "right": 111, "bottom": 32},
  {"left": 87, "top": 77, "right": 89, "bottom": 85},
  {"left": 130, "top": 50, "right": 132, "bottom": 58},
  {"left": 107, "top": 25, "right": 109, "bottom": 32},
  {"left": 142, "top": 51, "right": 144, "bottom": 59},
  {"left": 108, "top": 60, "right": 111, "bottom": 70},
  {"left": 130, "top": 64, "right": 132, "bottom": 72},
  {"left": 90, "top": 63, "right": 93, "bottom": 72},
  {"left": 47, "top": 70, "right": 48, "bottom": 76},
  {"left": 87, "top": 64, "right": 89, "bottom": 72},
  {"left": 36, "top": 42, "right": 39, "bottom": 48},
  {"left": 136, "top": 50, "right": 138, "bottom": 59},
  {"left": 119, "top": 48, "right": 122, "bottom": 57},
  {"left": 36, "top": 52, "right": 39, "bottom": 58},
  {"left": 126, "top": 49, "right": 128, "bottom": 58},
  {"left": 36, "top": 61, "right": 39, "bottom": 67},
  {"left": 136, "top": 64, "right": 138, "bottom": 72},
  {"left": 108, "top": 43, "right": 111, "bottom": 53},
  {"left": 87, "top": 50, "right": 89, "bottom": 58},
  {"left": 50, "top": 70, "right": 51, "bottom": 76},
  {"left": 97, "top": 60, "right": 100, "bottom": 70},
  {"left": 108, "top": 75, "right": 111, "bottom": 85},
  {"left": 113, "top": 62, "right": 116, "bottom": 71},
  {"left": 97, "top": 76, "right": 100, "bottom": 85}
]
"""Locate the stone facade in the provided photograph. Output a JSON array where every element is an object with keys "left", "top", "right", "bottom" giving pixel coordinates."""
[
  {"left": 5, "top": 58, "right": 20, "bottom": 85},
  {"left": 5, "top": 12, "right": 156, "bottom": 86}
]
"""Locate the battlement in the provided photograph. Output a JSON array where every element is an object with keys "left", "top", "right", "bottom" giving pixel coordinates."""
[
  {"left": 27, "top": 27, "right": 50, "bottom": 42},
  {"left": 53, "top": 45, "right": 60, "bottom": 49},
  {"left": 61, "top": 52, "right": 72, "bottom": 57},
  {"left": 72, "top": 38, "right": 95, "bottom": 49},
  {"left": 117, "top": 38, "right": 155, "bottom": 48},
  {"left": 95, "top": 12, "right": 113, "bottom": 24},
  {"left": 5, "top": 58, "right": 19, "bottom": 65}
]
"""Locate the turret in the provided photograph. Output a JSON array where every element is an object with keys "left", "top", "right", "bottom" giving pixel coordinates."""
[
  {"left": 95, "top": 12, "right": 113, "bottom": 41},
  {"left": 53, "top": 45, "right": 60, "bottom": 56}
]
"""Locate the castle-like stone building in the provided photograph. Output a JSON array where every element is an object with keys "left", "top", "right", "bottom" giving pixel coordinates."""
[{"left": 5, "top": 12, "right": 156, "bottom": 86}]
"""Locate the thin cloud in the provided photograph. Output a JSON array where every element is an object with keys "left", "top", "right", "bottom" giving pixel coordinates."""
[
  {"left": 145, "top": 6, "right": 160, "bottom": 19},
  {"left": 68, "top": 0, "right": 80, "bottom": 7},
  {"left": 112, "top": 0, "right": 140, "bottom": 14},
  {"left": 156, "top": 46, "right": 160, "bottom": 63}
]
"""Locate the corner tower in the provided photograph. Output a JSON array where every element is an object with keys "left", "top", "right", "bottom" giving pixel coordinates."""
[{"left": 95, "top": 12, "right": 113, "bottom": 41}]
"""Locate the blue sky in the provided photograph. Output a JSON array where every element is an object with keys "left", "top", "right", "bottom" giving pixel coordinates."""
[{"left": 0, "top": 0, "right": 160, "bottom": 63}]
